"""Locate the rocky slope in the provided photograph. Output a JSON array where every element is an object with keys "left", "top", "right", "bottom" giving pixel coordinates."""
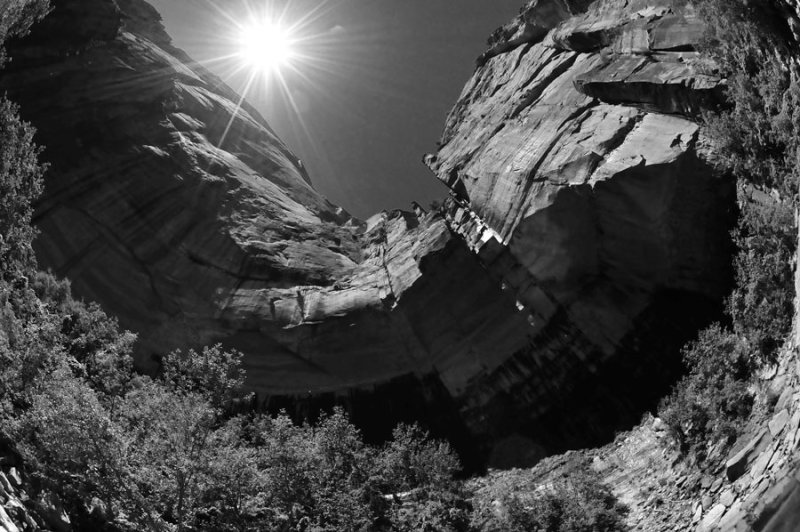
[
  {"left": 478, "top": 317, "right": 800, "bottom": 531},
  {"left": 1, "top": 0, "right": 735, "bottom": 463}
]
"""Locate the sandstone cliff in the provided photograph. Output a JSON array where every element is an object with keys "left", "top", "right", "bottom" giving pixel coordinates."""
[
  {"left": 2, "top": 0, "right": 735, "bottom": 462},
  {"left": 426, "top": 0, "right": 735, "bottom": 453}
]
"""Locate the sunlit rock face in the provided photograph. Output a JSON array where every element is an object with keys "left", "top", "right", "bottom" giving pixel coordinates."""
[
  {"left": 1, "top": 0, "right": 368, "bottom": 363},
  {"left": 426, "top": 0, "right": 735, "bottom": 453},
  {"left": 0, "top": 0, "right": 535, "bottom": 428},
  {"left": 3, "top": 0, "right": 734, "bottom": 465}
]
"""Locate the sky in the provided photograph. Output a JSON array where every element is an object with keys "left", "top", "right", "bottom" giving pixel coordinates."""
[{"left": 146, "top": 0, "right": 524, "bottom": 219}]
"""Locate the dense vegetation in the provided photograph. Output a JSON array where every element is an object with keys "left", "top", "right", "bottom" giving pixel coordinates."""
[
  {"left": 470, "top": 467, "right": 628, "bottom": 532},
  {"left": 659, "top": 0, "right": 799, "bottom": 458},
  {"left": 0, "top": 138, "right": 466, "bottom": 530}
]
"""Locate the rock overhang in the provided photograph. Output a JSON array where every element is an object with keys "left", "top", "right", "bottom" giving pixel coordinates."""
[{"left": 2, "top": 0, "right": 739, "bottom": 465}]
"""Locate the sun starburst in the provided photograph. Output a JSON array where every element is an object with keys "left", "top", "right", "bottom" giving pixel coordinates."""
[
  {"left": 184, "top": 0, "right": 350, "bottom": 154},
  {"left": 238, "top": 18, "right": 295, "bottom": 74}
]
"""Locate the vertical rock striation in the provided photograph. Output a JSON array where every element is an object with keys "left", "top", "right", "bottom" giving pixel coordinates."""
[
  {"left": 0, "top": 0, "right": 538, "bottom": 460},
  {"left": 426, "top": 0, "right": 736, "bottom": 454}
]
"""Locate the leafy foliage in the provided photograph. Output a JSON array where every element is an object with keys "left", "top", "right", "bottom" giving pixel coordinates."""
[
  {"left": 659, "top": 325, "right": 754, "bottom": 453},
  {"left": 160, "top": 345, "right": 245, "bottom": 408},
  {"left": 0, "top": 0, "right": 50, "bottom": 65},
  {"left": 472, "top": 468, "right": 629, "bottom": 532},
  {"left": 659, "top": 192, "right": 795, "bottom": 457},
  {"left": 697, "top": 0, "right": 800, "bottom": 196},
  {"left": 0, "top": 96, "right": 46, "bottom": 278},
  {"left": 727, "top": 195, "right": 795, "bottom": 359}
]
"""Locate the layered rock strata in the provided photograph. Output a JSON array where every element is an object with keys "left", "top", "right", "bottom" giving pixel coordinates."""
[
  {"left": 3, "top": 0, "right": 735, "bottom": 461},
  {"left": 0, "top": 0, "right": 537, "bottom": 401}
]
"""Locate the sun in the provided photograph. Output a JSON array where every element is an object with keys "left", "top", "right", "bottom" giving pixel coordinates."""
[{"left": 238, "top": 19, "right": 295, "bottom": 73}]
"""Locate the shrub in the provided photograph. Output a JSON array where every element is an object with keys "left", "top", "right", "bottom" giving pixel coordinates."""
[
  {"left": 378, "top": 423, "right": 460, "bottom": 492},
  {"left": 659, "top": 324, "right": 754, "bottom": 454},
  {"left": 391, "top": 488, "right": 472, "bottom": 532},
  {"left": 379, "top": 424, "right": 469, "bottom": 532},
  {"left": 472, "top": 468, "right": 629, "bottom": 532},
  {"left": 0, "top": 0, "right": 50, "bottom": 65},
  {"left": 0, "top": 97, "right": 46, "bottom": 279},
  {"left": 727, "top": 194, "right": 795, "bottom": 359},
  {"left": 160, "top": 344, "right": 245, "bottom": 408},
  {"left": 697, "top": 0, "right": 800, "bottom": 197}
]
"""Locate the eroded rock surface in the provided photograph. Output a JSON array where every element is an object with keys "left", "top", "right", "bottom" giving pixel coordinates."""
[
  {"left": 426, "top": 0, "right": 734, "bottom": 453},
  {"left": 3, "top": 0, "right": 735, "bottom": 463},
  {"left": 0, "top": 0, "right": 536, "bottom": 405}
]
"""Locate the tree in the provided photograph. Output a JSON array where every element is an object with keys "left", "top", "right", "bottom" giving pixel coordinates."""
[
  {"left": 116, "top": 380, "right": 219, "bottom": 531},
  {"left": 471, "top": 467, "right": 628, "bottom": 532},
  {"left": 160, "top": 344, "right": 245, "bottom": 408},
  {"left": 0, "top": 97, "right": 46, "bottom": 279},
  {"left": 0, "top": 0, "right": 50, "bottom": 65},
  {"left": 727, "top": 195, "right": 795, "bottom": 359},
  {"left": 697, "top": 0, "right": 800, "bottom": 197},
  {"left": 378, "top": 423, "right": 460, "bottom": 493}
]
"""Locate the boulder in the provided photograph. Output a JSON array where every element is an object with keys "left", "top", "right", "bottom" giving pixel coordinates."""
[{"left": 726, "top": 430, "right": 771, "bottom": 482}]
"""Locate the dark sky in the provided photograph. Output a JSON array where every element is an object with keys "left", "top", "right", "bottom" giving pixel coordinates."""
[{"left": 147, "top": 0, "right": 523, "bottom": 218}]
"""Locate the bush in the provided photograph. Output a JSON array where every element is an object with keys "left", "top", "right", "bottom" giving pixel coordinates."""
[
  {"left": 160, "top": 344, "right": 245, "bottom": 408},
  {"left": 378, "top": 423, "right": 460, "bottom": 492},
  {"left": 0, "top": 0, "right": 50, "bottom": 65},
  {"left": 0, "top": 97, "right": 46, "bottom": 279},
  {"left": 659, "top": 194, "right": 794, "bottom": 456},
  {"left": 379, "top": 424, "right": 469, "bottom": 532},
  {"left": 472, "top": 468, "right": 628, "bottom": 532},
  {"left": 727, "top": 194, "right": 795, "bottom": 359},
  {"left": 697, "top": 0, "right": 800, "bottom": 197},
  {"left": 659, "top": 325, "right": 754, "bottom": 454}
]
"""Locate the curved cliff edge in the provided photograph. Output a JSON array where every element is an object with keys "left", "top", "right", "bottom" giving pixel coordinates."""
[{"left": 1, "top": 0, "right": 737, "bottom": 465}]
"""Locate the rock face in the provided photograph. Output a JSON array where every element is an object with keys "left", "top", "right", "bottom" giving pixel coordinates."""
[
  {"left": 0, "top": 0, "right": 536, "bottom": 395},
  {"left": 2, "top": 0, "right": 734, "bottom": 463},
  {"left": 425, "top": 0, "right": 734, "bottom": 452}
]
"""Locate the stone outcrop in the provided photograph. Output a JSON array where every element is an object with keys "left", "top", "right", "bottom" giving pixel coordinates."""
[{"left": 2, "top": 0, "right": 735, "bottom": 462}]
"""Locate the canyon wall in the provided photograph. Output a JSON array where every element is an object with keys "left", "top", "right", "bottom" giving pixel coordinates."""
[
  {"left": 1, "top": 0, "right": 735, "bottom": 462},
  {"left": 426, "top": 0, "right": 736, "bottom": 454}
]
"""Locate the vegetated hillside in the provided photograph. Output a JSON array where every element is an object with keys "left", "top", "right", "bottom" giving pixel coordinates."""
[{"left": 1, "top": 0, "right": 799, "bottom": 531}]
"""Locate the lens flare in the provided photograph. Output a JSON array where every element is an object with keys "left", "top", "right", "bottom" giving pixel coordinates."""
[
  {"left": 239, "top": 19, "right": 294, "bottom": 73},
  {"left": 189, "top": 0, "right": 345, "bottom": 153}
]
